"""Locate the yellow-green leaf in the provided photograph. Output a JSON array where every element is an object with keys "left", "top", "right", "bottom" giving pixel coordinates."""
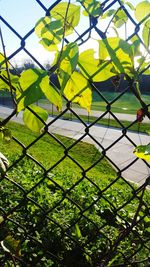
[
  {"left": 2, "top": 128, "right": 12, "bottom": 142},
  {"left": 0, "top": 70, "right": 19, "bottom": 91},
  {"left": 100, "top": 9, "right": 115, "bottom": 19},
  {"left": 35, "top": 16, "right": 51, "bottom": 38},
  {"left": 0, "top": 216, "right": 4, "bottom": 224},
  {"left": 64, "top": 71, "right": 92, "bottom": 112},
  {"left": 130, "top": 35, "right": 141, "bottom": 57},
  {"left": 35, "top": 17, "right": 63, "bottom": 51},
  {"left": 125, "top": 2, "right": 135, "bottom": 11},
  {"left": 74, "top": 223, "right": 82, "bottom": 239},
  {"left": 23, "top": 105, "right": 48, "bottom": 133},
  {"left": 79, "top": 0, "right": 102, "bottom": 17},
  {"left": 57, "top": 42, "right": 79, "bottom": 92},
  {"left": 113, "top": 9, "right": 128, "bottom": 28},
  {"left": 99, "top": 38, "right": 133, "bottom": 74},
  {"left": 0, "top": 53, "right": 11, "bottom": 69},
  {"left": 40, "top": 76, "right": 62, "bottom": 111},
  {"left": 142, "top": 19, "right": 150, "bottom": 48},
  {"left": 1, "top": 235, "right": 21, "bottom": 257},
  {"left": 50, "top": 3, "right": 80, "bottom": 35},
  {"left": 134, "top": 144, "right": 150, "bottom": 162},
  {"left": 78, "top": 49, "right": 115, "bottom": 82},
  {"left": 135, "top": 1, "right": 150, "bottom": 22},
  {"left": 39, "top": 38, "right": 59, "bottom": 52},
  {"left": 18, "top": 68, "right": 62, "bottom": 112},
  {"left": 18, "top": 69, "right": 46, "bottom": 112}
]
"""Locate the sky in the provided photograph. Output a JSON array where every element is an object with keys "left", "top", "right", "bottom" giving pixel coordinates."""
[{"left": 0, "top": 0, "right": 144, "bottom": 67}]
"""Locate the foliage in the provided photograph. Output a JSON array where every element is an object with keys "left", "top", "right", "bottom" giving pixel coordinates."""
[
  {"left": 134, "top": 143, "right": 150, "bottom": 162},
  {"left": 0, "top": 0, "right": 150, "bottom": 265},
  {"left": 0, "top": 121, "right": 149, "bottom": 266},
  {"left": 0, "top": 0, "right": 150, "bottom": 132}
]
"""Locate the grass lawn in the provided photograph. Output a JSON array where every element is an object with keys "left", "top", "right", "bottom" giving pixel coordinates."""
[
  {"left": 44, "top": 111, "right": 150, "bottom": 134},
  {"left": 0, "top": 121, "right": 150, "bottom": 266},
  {"left": 35, "top": 104, "right": 150, "bottom": 134},
  {"left": 91, "top": 91, "right": 150, "bottom": 114},
  {"left": 39, "top": 91, "right": 150, "bottom": 115},
  {"left": 38, "top": 91, "right": 150, "bottom": 134}
]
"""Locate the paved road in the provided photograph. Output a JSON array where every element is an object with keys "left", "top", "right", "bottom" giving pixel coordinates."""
[
  {"left": 39, "top": 103, "right": 150, "bottom": 123},
  {"left": 0, "top": 105, "right": 149, "bottom": 185}
]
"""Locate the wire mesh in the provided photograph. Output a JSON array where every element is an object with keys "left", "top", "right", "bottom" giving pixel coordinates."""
[{"left": 0, "top": 0, "right": 150, "bottom": 266}]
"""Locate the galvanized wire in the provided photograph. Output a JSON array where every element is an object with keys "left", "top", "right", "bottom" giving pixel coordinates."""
[{"left": 0, "top": 0, "right": 150, "bottom": 266}]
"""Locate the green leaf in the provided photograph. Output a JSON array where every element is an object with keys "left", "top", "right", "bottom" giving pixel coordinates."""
[
  {"left": 56, "top": 42, "right": 79, "bottom": 92},
  {"left": 100, "top": 9, "right": 115, "bottom": 19},
  {"left": 35, "top": 17, "right": 63, "bottom": 51},
  {"left": 125, "top": 2, "right": 135, "bottom": 11},
  {"left": 135, "top": 1, "right": 150, "bottom": 22},
  {"left": 23, "top": 105, "right": 48, "bottom": 133},
  {"left": 144, "top": 144, "right": 150, "bottom": 155},
  {"left": 1, "top": 235, "right": 21, "bottom": 257},
  {"left": 142, "top": 67, "right": 150, "bottom": 75},
  {"left": 0, "top": 53, "right": 11, "bottom": 69},
  {"left": 137, "top": 56, "right": 150, "bottom": 74},
  {"left": 17, "top": 69, "right": 46, "bottom": 112},
  {"left": 50, "top": 3, "right": 80, "bottom": 35},
  {"left": 64, "top": 71, "right": 92, "bottom": 112},
  {"left": 134, "top": 144, "right": 150, "bottom": 162},
  {"left": 142, "top": 19, "right": 150, "bottom": 48},
  {"left": 0, "top": 216, "right": 4, "bottom": 224},
  {"left": 130, "top": 36, "right": 141, "bottom": 57},
  {"left": 113, "top": 9, "right": 128, "bottom": 28},
  {"left": 78, "top": 49, "right": 115, "bottom": 81},
  {"left": 0, "top": 70, "right": 19, "bottom": 91},
  {"left": 2, "top": 128, "right": 12, "bottom": 142},
  {"left": 18, "top": 68, "right": 62, "bottom": 112},
  {"left": 74, "top": 224, "right": 82, "bottom": 239},
  {"left": 40, "top": 76, "right": 62, "bottom": 111},
  {"left": 145, "top": 227, "right": 150, "bottom": 233},
  {"left": 78, "top": 0, "right": 102, "bottom": 17},
  {"left": 0, "top": 152, "right": 9, "bottom": 174},
  {"left": 39, "top": 38, "right": 60, "bottom": 52},
  {"left": 99, "top": 37, "right": 133, "bottom": 74},
  {"left": 35, "top": 16, "right": 51, "bottom": 38}
]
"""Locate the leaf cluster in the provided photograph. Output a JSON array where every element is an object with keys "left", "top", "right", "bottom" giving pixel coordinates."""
[{"left": 0, "top": 121, "right": 149, "bottom": 265}]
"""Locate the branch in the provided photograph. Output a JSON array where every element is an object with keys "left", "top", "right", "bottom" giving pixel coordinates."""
[
  {"left": 125, "top": 75, "right": 150, "bottom": 120},
  {"left": 0, "top": 27, "right": 17, "bottom": 107},
  {"left": 0, "top": 109, "right": 17, "bottom": 127},
  {"left": 48, "top": 0, "right": 71, "bottom": 74}
]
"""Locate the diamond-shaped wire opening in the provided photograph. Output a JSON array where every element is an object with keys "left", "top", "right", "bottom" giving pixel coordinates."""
[{"left": 0, "top": 0, "right": 150, "bottom": 265}]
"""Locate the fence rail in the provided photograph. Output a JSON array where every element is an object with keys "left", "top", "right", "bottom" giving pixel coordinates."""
[{"left": 0, "top": 0, "right": 150, "bottom": 266}]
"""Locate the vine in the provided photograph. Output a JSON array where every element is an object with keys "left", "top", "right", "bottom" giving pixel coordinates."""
[
  {"left": 0, "top": 0, "right": 150, "bottom": 260},
  {"left": 0, "top": 0, "right": 150, "bottom": 161}
]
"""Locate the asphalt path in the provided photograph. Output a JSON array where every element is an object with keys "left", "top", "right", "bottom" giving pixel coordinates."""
[
  {"left": 38, "top": 103, "right": 149, "bottom": 123},
  {"left": 0, "top": 105, "right": 149, "bottom": 185}
]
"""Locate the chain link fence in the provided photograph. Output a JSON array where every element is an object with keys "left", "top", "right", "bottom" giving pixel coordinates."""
[{"left": 0, "top": 0, "right": 150, "bottom": 266}]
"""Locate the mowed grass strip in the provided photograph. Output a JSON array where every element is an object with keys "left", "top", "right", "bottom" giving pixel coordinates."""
[
  {"left": 39, "top": 91, "right": 150, "bottom": 115},
  {"left": 91, "top": 91, "right": 150, "bottom": 114},
  {"left": 0, "top": 120, "right": 150, "bottom": 266},
  {"left": 1, "top": 120, "right": 116, "bottom": 186},
  {"left": 1, "top": 120, "right": 150, "bottom": 204}
]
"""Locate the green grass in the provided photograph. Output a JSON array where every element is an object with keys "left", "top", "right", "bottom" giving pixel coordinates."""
[
  {"left": 39, "top": 91, "right": 150, "bottom": 115},
  {"left": 39, "top": 91, "right": 150, "bottom": 134},
  {"left": 1, "top": 121, "right": 116, "bottom": 183},
  {"left": 45, "top": 111, "right": 149, "bottom": 134},
  {"left": 33, "top": 106, "right": 149, "bottom": 134},
  {"left": 0, "top": 121, "right": 150, "bottom": 266},
  {"left": 91, "top": 91, "right": 150, "bottom": 114}
]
